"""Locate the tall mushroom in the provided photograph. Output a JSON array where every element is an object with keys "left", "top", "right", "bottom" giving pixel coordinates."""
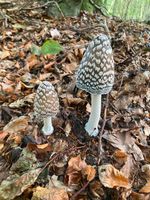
[
  {"left": 34, "top": 81, "right": 59, "bottom": 135},
  {"left": 76, "top": 34, "right": 114, "bottom": 136}
]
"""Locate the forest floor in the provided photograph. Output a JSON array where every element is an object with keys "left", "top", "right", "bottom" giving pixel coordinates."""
[{"left": 0, "top": 1, "right": 150, "bottom": 200}]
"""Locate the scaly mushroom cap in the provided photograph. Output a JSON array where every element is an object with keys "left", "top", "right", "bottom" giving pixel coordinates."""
[
  {"left": 34, "top": 81, "right": 59, "bottom": 121},
  {"left": 76, "top": 34, "right": 114, "bottom": 94}
]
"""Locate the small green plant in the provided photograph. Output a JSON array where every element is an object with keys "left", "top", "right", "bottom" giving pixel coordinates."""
[{"left": 31, "top": 40, "right": 63, "bottom": 56}]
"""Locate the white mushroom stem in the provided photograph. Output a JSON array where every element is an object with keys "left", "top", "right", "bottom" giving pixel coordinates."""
[
  {"left": 85, "top": 94, "right": 101, "bottom": 136},
  {"left": 42, "top": 116, "right": 54, "bottom": 135}
]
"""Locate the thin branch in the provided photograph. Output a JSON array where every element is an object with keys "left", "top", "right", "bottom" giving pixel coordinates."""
[
  {"left": 40, "top": 145, "right": 86, "bottom": 173},
  {"left": 70, "top": 181, "right": 89, "bottom": 200},
  {"left": 98, "top": 94, "right": 109, "bottom": 165}
]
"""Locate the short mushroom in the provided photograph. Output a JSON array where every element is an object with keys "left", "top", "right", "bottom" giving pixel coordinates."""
[
  {"left": 76, "top": 34, "right": 114, "bottom": 136},
  {"left": 34, "top": 81, "right": 59, "bottom": 135}
]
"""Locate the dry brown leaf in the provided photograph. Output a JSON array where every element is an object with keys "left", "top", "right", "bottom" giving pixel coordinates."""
[
  {"left": 139, "top": 182, "right": 150, "bottom": 193},
  {"left": 68, "top": 155, "right": 87, "bottom": 171},
  {"left": 0, "top": 131, "right": 8, "bottom": 141},
  {"left": 32, "top": 186, "right": 69, "bottom": 200},
  {"left": 103, "top": 131, "right": 144, "bottom": 161},
  {"left": 89, "top": 180, "right": 104, "bottom": 198},
  {"left": 113, "top": 149, "right": 128, "bottom": 164},
  {"left": 53, "top": 139, "right": 68, "bottom": 152},
  {"left": 130, "top": 191, "right": 150, "bottom": 200},
  {"left": 66, "top": 155, "right": 95, "bottom": 185},
  {"left": 63, "top": 62, "right": 77, "bottom": 73},
  {"left": 9, "top": 93, "right": 35, "bottom": 108},
  {"left": 3, "top": 116, "right": 29, "bottom": 134},
  {"left": 83, "top": 165, "right": 96, "bottom": 181},
  {"left": 27, "top": 143, "right": 52, "bottom": 156},
  {"left": 25, "top": 54, "right": 40, "bottom": 69},
  {"left": 121, "top": 155, "right": 135, "bottom": 179},
  {"left": 98, "top": 164, "right": 131, "bottom": 189},
  {"left": 0, "top": 50, "right": 10, "bottom": 60},
  {"left": 0, "top": 82, "right": 14, "bottom": 94}
]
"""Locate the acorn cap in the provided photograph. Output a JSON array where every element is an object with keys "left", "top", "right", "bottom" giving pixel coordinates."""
[
  {"left": 76, "top": 34, "right": 114, "bottom": 94},
  {"left": 34, "top": 81, "right": 59, "bottom": 121}
]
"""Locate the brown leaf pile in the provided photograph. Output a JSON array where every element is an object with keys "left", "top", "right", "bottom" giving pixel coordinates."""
[{"left": 0, "top": 1, "right": 150, "bottom": 199}]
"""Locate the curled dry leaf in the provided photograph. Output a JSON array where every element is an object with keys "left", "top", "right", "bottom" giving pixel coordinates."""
[
  {"left": 98, "top": 164, "right": 131, "bottom": 189},
  {"left": 66, "top": 155, "right": 96, "bottom": 185},
  {"left": 32, "top": 186, "right": 69, "bottom": 200},
  {"left": 83, "top": 165, "right": 96, "bottom": 182},
  {"left": 3, "top": 116, "right": 29, "bottom": 134},
  {"left": 9, "top": 93, "right": 35, "bottom": 108},
  {"left": 103, "top": 131, "right": 144, "bottom": 161},
  {"left": 68, "top": 155, "right": 86, "bottom": 171},
  {"left": 27, "top": 143, "right": 52, "bottom": 154}
]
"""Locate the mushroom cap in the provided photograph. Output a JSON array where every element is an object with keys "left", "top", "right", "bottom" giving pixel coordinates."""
[
  {"left": 34, "top": 81, "right": 59, "bottom": 121},
  {"left": 76, "top": 34, "right": 114, "bottom": 94}
]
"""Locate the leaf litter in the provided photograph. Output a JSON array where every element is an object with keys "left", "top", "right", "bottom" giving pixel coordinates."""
[{"left": 0, "top": 1, "right": 150, "bottom": 199}]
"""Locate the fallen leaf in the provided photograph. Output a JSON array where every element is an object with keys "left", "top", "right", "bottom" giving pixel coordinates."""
[
  {"left": 32, "top": 186, "right": 69, "bottom": 200},
  {"left": 50, "top": 28, "right": 61, "bottom": 39},
  {"left": 103, "top": 131, "right": 144, "bottom": 161},
  {"left": 0, "top": 131, "right": 8, "bottom": 141},
  {"left": 9, "top": 93, "right": 35, "bottom": 108},
  {"left": 66, "top": 155, "right": 95, "bottom": 185},
  {"left": 121, "top": 155, "right": 135, "bottom": 179},
  {"left": 89, "top": 180, "right": 104, "bottom": 198},
  {"left": 0, "top": 82, "right": 14, "bottom": 94},
  {"left": 98, "top": 164, "right": 131, "bottom": 189},
  {"left": 10, "top": 148, "right": 38, "bottom": 172},
  {"left": 130, "top": 191, "right": 150, "bottom": 200},
  {"left": 113, "top": 149, "right": 128, "bottom": 164},
  {"left": 139, "top": 182, "right": 150, "bottom": 193},
  {"left": 63, "top": 62, "right": 77, "bottom": 73},
  {"left": 3, "top": 116, "right": 29, "bottom": 134},
  {"left": 68, "top": 155, "right": 87, "bottom": 171},
  {"left": 0, "top": 50, "right": 10, "bottom": 60},
  {"left": 0, "top": 169, "right": 41, "bottom": 200},
  {"left": 83, "top": 165, "right": 96, "bottom": 181},
  {"left": 27, "top": 143, "right": 52, "bottom": 160},
  {"left": 49, "top": 175, "right": 70, "bottom": 191}
]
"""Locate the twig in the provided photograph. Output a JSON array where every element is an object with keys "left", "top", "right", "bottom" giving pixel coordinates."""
[
  {"left": 98, "top": 94, "right": 109, "bottom": 165},
  {"left": 40, "top": 145, "right": 86, "bottom": 173},
  {"left": 70, "top": 181, "right": 89, "bottom": 200}
]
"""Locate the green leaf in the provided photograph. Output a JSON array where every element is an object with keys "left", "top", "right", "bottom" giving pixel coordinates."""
[
  {"left": 31, "top": 44, "right": 42, "bottom": 56},
  {"left": 41, "top": 39, "right": 63, "bottom": 55}
]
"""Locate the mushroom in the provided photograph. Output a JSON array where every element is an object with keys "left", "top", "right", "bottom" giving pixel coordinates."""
[
  {"left": 34, "top": 81, "right": 59, "bottom": 135},
  {"left": 76, "top": 34, "right": 114, "bottom": 136}
]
